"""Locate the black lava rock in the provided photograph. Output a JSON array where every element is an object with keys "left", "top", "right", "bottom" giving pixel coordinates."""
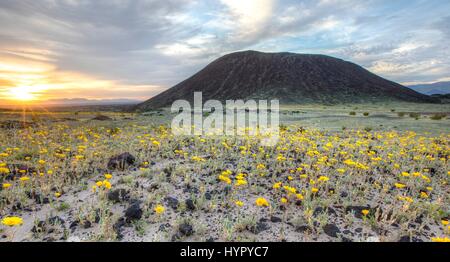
[
  {"left": 323, "top": 224, "right": 340, "bottom": 238},
  {"left": 164, "top": 196, "right": 179, "bottom": 210},
  {"left": 107, "top": 189, "right": 129, "bottom": 203},
  {"left": 124, "top": 202, "right": 143, "bottom": 221},
  {"left": 107, "top": 152, "right": 136, "bottom": 170},
  {"left": 179, "top": 223, "right": 194, "bottom": 236},
  {"left": 270, "top": 216, "right": 282, "bottom": 223},
  {"left": 204, "top": 192, "right": 212, "bottom": 200},
  {"left": 248, "top": 221, "right": 270, "bottom": 234},
  {"left": 295, "top": 225, "right": 312, "bottom": 233},
  {"left": 185, "top": 199, "right": 196, "bottom": 211}
]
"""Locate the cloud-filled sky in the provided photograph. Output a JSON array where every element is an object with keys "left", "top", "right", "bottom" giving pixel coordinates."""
[{"left": 0, "top": 0, "right": 449, "bottom": 103}]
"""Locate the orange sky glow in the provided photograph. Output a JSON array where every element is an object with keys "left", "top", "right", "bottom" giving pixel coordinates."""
[{"left": 0, "top": 49, "right": 161, "bottom": 105}]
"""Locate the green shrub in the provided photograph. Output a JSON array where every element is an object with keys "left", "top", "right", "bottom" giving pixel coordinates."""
[
  {"left": 349, "top": 111, "right": 356, "bottom": 116},
  {"left": 363, "top": 112, "right": 369, "bottom": 116}
]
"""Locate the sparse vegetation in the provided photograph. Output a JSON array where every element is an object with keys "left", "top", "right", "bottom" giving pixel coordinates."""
[
  {"left": 430, "top": 113, "right": 447, "bottom": 120},
  {"left": 0, "top": 104, "right": 449, "bottom": 242}
]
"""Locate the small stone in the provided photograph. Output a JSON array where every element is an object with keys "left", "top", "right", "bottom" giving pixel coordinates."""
[
  {"left": 179, "top": 223, "right": 194, "bottom": 236},
  {"left": 107, "top": 152, "right": 136, "bottom": 170},
  {"left": 270, "top": 216, "right": 282, "bottom": 223},
  {"left": 323, "top": 224, "right": 340, "bottom": 238},
  {"left": 107, "top": 189, "right": 128, "bottom": 203},
  {"left": 248, "top": 221, "right": 270, "bottom": 234},
  {"left": 204, "top": 192, "right": 212, "bottom": 200},
  {"left": 185, "top": 199, "right": 196, "bottom": 210},
  {"left": 295, "top": 225, "right": 311, "bottom": 233},
  {"left": 124, "top": 202, "right": 143, "bottom": 221},
  {"left": 164, "top": 197, "right": 179, "bottom": 210}
]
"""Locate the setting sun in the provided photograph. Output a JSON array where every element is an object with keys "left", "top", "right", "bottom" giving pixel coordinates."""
[{"left": 9, "top": 86, "right": 36, "bottom": 101}]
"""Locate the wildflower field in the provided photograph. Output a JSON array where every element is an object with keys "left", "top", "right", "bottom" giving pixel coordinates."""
[{"left": 0, "top": 104, "right": 449, "bottom": 242}]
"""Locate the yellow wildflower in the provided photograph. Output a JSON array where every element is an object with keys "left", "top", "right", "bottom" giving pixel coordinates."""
[
  {"left": 235, "top": 200, "right": 244, "bottom": 207},
  {"left": 1, "top": 216, "right": 23, "bottom": 226},
  {"left": 154, "top": 205, "right": 165, "bottom": 214},
  {"left": 394, "top": 183, "right": 406, "bottom": 189},
  {"left": 103, "top": 180, "right": 111, "bottom": 189},
  {"left": 255, "top": 197, "right": 269, "bottom": 207},
  {"left": 318, "top": 176, "right": 329, "bottom": 182},
  {"left": 19, "top": 176, "right": 30, "bottom": 182},
  {"left": 431, "top": 237, "right": 450, "bottom": 242}
]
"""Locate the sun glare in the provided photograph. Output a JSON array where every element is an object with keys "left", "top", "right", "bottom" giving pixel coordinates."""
[{"left": 9, "top": 86, "right": 36, "bottom": 101}]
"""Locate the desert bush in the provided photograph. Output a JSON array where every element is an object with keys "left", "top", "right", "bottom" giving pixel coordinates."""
[
  {"left": 430, "top": 113, "right": 447, "bottom": 120},
  {"left": 349, "top": 111, "right": 356, "bottom": 116},
  {"left": 363, "top": 112, "right": 369, "bottom": 116},
  {"left": 409, "top": 112, "right": 420, "bottom": 118}
]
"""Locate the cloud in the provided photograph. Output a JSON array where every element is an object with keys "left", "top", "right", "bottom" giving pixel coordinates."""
[
  {"left": 219, "top": 0, "right": 274, "bottom": 42},
  {"left": 0, "top": 0, "right": 449, "bottom": 101}
]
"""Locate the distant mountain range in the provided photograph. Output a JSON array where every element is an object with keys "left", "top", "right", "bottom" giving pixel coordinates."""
[
  {"left": 408, "top": 81, "right": 450, "bottom": 95},
  {"left": 136, "top": 50, "right": 436, "bottom": 110},
  {"left": 0, "top": 98, "right": 142, "bottom": 110},
  {"left": 42, "top": 98, "right": 141, "bottom": 106}
]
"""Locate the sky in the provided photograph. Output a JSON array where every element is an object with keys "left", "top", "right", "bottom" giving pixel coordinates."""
[{"left": 0, "top": 0, "right": 449, "bottom": 103}]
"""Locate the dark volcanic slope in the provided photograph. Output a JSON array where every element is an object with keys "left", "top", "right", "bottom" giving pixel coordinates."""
[{"left": 136, "top": 51, "right": 436, "bottom": 109}]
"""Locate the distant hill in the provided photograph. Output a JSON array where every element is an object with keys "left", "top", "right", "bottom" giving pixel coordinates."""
[
  {"left": 135, "top": 50, "right": 437, "bottom": 110},
  {"left": 0, "top": 98, "right": 141, "bottom": 110},
  {"left": 408, "top": 81, "right": 450, "bottom": 95},
  {"left": 43, "top": 98, "right": 141, "bottom": 106}
]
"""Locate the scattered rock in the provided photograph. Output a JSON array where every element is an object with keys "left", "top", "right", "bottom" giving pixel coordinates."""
[
  {"left": 295, "top": 225, "right": 312, "bottom": 233},
  {"left": 185, "top": 199, "right": 196, "bottom": 211},
  {"left": 113, "top": 218, "right": 126, "bottom": 240},
  {"left": 158, "top": 223, "right": 171, "bottom": 232},
  {"left": 69, "top": 221, "right": 79, "bottom": 231},
  {"left": 323, "top": 224, "right": 340, "bottom": 238},
  {"left": 341, "top": 237, "right": 353, "bottom": 242},
  {"left": 107, "top": 189, "right": 129, "bottom": 203},
  {"left": 248, "top": 221, "right": 270, "bottom": 234},
  {"left": 164, "top": 196, "right": 179, "bottom": 210},
  {"left": 270, "top": 216, "right": 282, "bottom": 223},
  {"left": 124, "top": 202, "right": 143, "bottom": 221},
  {"left": 179, "top": 223, "right": 194, "bottom": 237},
  {"left": 204, "top": 192, "right": 212, "bottom": 200},
  {"left": 83, "top": 221, "right": 92, "bottom": 229},
  {"left": 107, "top": 152, "right": 136, "bottom": 170},
  {"left": 398, "top": 235, "right": 423, "bottom": 242}
]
